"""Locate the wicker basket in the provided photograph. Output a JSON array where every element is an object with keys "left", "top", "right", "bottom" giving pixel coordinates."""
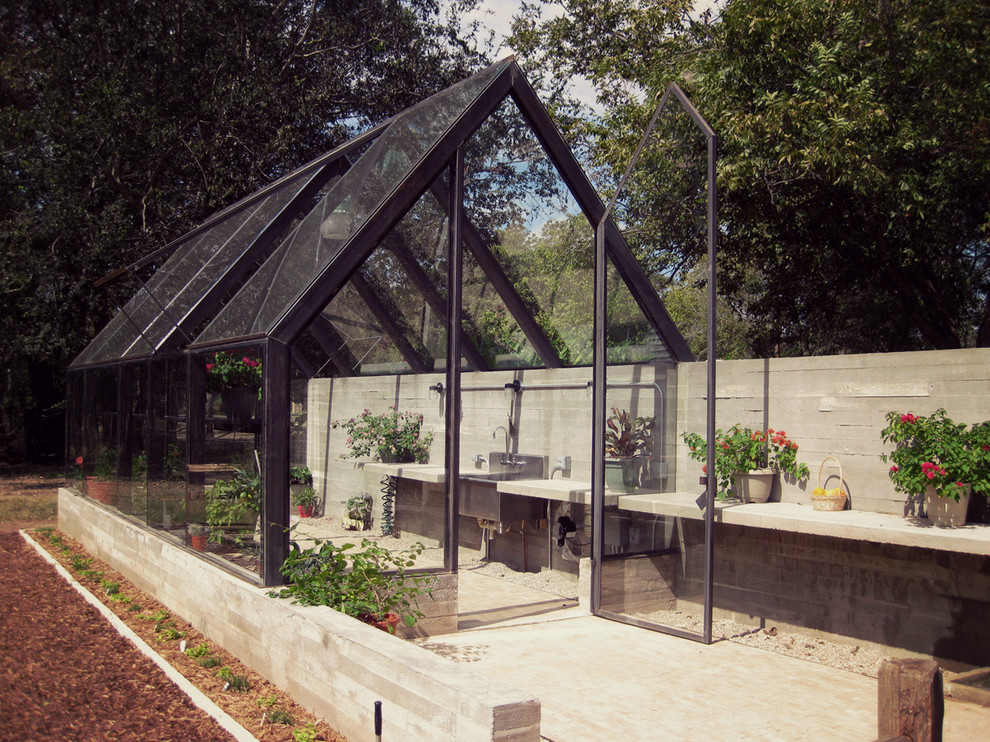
[{"left": 811, "top": 456, "right": 847, "bottom": 511}]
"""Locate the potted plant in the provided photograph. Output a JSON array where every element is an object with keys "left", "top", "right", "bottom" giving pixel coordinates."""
[
  {"left": 332, "top": 407, "right": 433, "bottom": 463},
  {"left": 87, "top": 447, "right": 117, "bottom": 504},
  {"left": 343, "top": 493, "right": 372, "bottom": 531},
  {"left": 205, "top": 468, "right": 261, "bottom": 543},
  {"left": 270, "top": 538, "right": 436, "bottom": 634},
  {"left": 881, "top": 409, "right": 990, "bottom": 526},
  {"left": 684, "top": 426, "right": 809, "bottom": 502},
  {"left": 289, "top": 465, "right": 312, "bottom": 486},
  {"left": 187, "top": 523, "right": 209, "bottom": 551},
  {"left": 292, "top": 486, "right": 319, "bottom": 518},
  {"left": 604, "top": 407, "right": 654, "bottom": 491},
  {"left": 205, "top": 350, "right": 262, "bottom": 425}
]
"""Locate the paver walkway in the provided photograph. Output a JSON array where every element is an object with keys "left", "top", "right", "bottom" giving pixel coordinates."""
[{"left": 418, "top": 571, "right": 990, "bottom": 742}]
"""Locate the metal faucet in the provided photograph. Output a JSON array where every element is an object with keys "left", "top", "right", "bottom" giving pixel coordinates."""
[{"left": 493, "top": 425, "right": 509, "bottom": 456}]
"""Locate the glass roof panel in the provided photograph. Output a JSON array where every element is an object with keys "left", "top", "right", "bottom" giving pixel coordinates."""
[
  {"left": 195, "top": 59, "right": 511, "bottom": 346},
  {"left": 463, "top": 96, "right": 594, "bottom": 367},
  {"left": 72, "top": 166, "right": 318, "bottom": 366}
]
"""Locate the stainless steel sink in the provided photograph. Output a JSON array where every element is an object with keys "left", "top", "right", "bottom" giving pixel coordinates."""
[{"left": 459, "top": 452, "right": 546, "bottom": 521}]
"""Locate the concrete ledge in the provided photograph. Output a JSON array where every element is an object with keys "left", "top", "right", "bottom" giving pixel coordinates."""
[
  {"left": 617, "top": 492, "right": 990, "bottom": 557},
  {"left": 58, "top": 489, "right": 540, "bottom": 742}
]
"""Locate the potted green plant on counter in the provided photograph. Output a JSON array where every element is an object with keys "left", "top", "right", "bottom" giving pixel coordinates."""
[
  {"left": 332, "top": 407, "right": 433, "bottom": 463},
  {"left": 604, "top": 407, "right": 654, "bottom": 491},
  {"left": 684, "top": 426, "right": 809, "bottom": 502},
  {"left": 881, "top": 409, "right": 990, "bottom": 526}
]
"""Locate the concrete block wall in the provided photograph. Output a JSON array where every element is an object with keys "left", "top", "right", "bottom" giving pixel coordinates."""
[
  {"left": 675, "top": 348, "right": 990, "bottom": 515},
  {"left": 308, "top": 365, "right": 672, "bottom": 521},
  {"left": 59, "top": 489, "right": 540, "bottom": 742}
]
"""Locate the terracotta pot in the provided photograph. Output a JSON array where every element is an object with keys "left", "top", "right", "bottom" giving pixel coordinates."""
[
  {"left": 359, "top": 612, "right": 401, "bottom": 633},
  {"left": 297, "top": 505, "right": 314, "bottom": 518},
  {"left": 190, "top": 534, "right": 208, "bottom": 551},
  {"left": 734, "top": 469, "right": 776, "bottom": 503},
  {"left": 925, "top": 484, "right": 971, "bottom": 527}
]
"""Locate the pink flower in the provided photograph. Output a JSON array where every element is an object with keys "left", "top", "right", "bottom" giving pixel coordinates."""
[
  {"left": 926, "top": 470, "right": 935, "bottom": 479},
  {"left": 900, "top": 413, "right": 919, "bottom": 423},
  {"left": 889, "top": 465, "right": 898, "bottom": 473},
  {"left": 205, "top": 363, "right": 214, "bottom": 370},
  {"left": 957, "top": 482, "right": 965, "bottom": 488},
  {"left": 75, "top": 456, "right": 84, "bottom": 466},
  {"left": 242, "top": 357, "right": 260, "bottom": 367}
]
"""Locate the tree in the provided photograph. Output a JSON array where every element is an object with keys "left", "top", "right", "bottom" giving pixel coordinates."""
[
  {"left": 0, "top": 0, "right": 482, "bottom": 460},
  {"left": 510, "top": 0, "right": 990, "bottom": 356}
]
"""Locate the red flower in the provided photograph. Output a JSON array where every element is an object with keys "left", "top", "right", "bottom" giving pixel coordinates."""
[
  {"left": 205, "top": 363, "right": 214, "bottom": 370},
  {"left": 75, "top": 456, "right": 84, "bottom": 466},
  {"left": 889, "top": 465, "right": 898, "bottom": 473},
  {"left": 900, "top": 413, "right": 919, "bottom": 423},
  {"left": 926, "top": 470, "right": 935, "bottom": 479}
]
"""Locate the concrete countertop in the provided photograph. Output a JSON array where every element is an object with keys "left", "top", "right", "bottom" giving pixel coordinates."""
[
  {"left": 363, "top": 464, "right": 990, "bottom": 557},
  {"left": 616, "top": 492, "right": 990, "bottom": 557}
]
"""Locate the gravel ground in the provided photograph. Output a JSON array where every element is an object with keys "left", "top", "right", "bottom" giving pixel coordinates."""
[{"left": 295, "top": 515, "right": 884, "bottom": 678}]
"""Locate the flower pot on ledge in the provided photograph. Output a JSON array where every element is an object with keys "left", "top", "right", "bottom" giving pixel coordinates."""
[
  {"left": 297, "top": 505, "right": 314, "bottom": 518},
  {"left": 734, "top": 469, "right": 776, "bottom": 503},
  {"left": 924, "top": 484, "right": 971, "bottom": 527},
  {"left": 605, "top": 458, "right": 641, "bottom": 492}
]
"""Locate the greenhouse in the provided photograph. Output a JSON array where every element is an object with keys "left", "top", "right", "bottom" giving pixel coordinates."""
[
  {"left": 64, "top": 58, "right": 990, "bottom": 678},
  {"left": 64, "top": 58, "right": 722, "bottom": 639}
]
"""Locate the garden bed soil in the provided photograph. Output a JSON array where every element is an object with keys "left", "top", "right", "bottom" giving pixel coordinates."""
[{"left": 2, "top": 529, "right": 346, "bottom": 742}]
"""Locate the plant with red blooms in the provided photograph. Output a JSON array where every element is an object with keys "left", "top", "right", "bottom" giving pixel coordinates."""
[
  {"left": 881, "top": 409, "right": 990, "bottom": 501},
  {"left": 204, "top": 350, "right": 263, "bottom": 396},
  {"left": 683, "top": 425, "right": 809, "bottom": 500}
]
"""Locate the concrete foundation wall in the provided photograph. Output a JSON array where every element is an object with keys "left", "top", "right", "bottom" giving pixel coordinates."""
[
  {"left": 675, "top": 347, "right": 990, "bottom": 515},
  {"left": 59, "top": 489, "right": 540, "bottom": 742},
  {"left": 672, "top": 519, "right": 990, "bottom": 667}
]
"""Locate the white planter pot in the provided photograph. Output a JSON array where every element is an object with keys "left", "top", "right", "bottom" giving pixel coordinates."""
[
  {"left": 734, "top": 469, "right": 776, "bottom": 503},
  {"left": 924, "top": 484, "right": 971, "bottom": 527}
]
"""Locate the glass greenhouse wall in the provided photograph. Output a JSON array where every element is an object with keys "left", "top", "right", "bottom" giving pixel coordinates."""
[{"left": 66, "top": 60, "right": 707, "bottom": 640}]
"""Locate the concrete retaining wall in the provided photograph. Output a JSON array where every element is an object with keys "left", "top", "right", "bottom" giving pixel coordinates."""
[{"left": 59, "top": 489, "right": 540, "bottom": 742}]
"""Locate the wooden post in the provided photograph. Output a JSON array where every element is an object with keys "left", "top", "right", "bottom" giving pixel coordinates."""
[{"left": 877, "top": 658, "right": 943, "bottom": 742}]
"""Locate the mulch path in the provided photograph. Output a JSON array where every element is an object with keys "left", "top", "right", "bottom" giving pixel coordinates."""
[{"left": 0, "top": 530, "right": 346, "bottom": 742}]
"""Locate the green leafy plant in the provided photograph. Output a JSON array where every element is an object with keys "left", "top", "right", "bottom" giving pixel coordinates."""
[
  {"left": 346, "top": 494, "right": 371, "bottom": 522},
  {"left": 293, "top": 722, "right": 319, "bottom": 742},
  {"left": 185, "top": 643, "right": 211, "bottom": 658},
  {"left": 256, "top": 694, "right": 279, "bottom": 708},
  {"left": 163, "top": 443, "right": 185, "bottom": 482},
  {"left": 684, "top": 426, "right": 810, "bottom": 500},
  {"left": 332, "top": 407, "right": 433, "bottom": 463},
  {"left": 289, "top": 465, "right": 312, "bottom": 485},
  {"left": 157, "top": 627, "right": 185, "bottom": 642},
  {"left": 291, "top": 486, "right": 318, "bottom": 508},
  {"left": 71, "top": 555, "right": 91, "bottom": 571},
  {"left": 95, "top": 447, "right": 117, "bottom": 480},
  {"left": 270, "top": 708, "right": 294, "bottom": 725},
  {"left": 881, "top": 409, "right": 990, "bottom": 502},
  {"left": 206, "top": 468, "right": 261, "bottom": 543},
  {"left": 99, "top": 579, "right": 120, "bottom": 596},
  {"left": 270, "top": 538, "right": 435, "bottom": 630},
  {"left": 198, "top": 655, "right": 221, "bottom": 668},
  {"left": 604, "top": 407, "right": 654, "bottom": 458}
]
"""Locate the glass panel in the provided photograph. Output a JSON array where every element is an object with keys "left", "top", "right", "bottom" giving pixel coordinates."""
[
  {"left": 73, "top": 167, "right": 318, "bottom": 366},
  {"left": 177, "top": 347, "right": 263, "bottom": 575},
  {"left": 196, "top": 59, "right": 512, "bottom": 344},
  {"left": 597, "top": 95, "right": 710, "bottom": 639},
  {"left": 146, "top": 357, "right": 188, "bottom": 533},
  {"left": 463, "top": 96, "right": 595, "bottom": 369}
]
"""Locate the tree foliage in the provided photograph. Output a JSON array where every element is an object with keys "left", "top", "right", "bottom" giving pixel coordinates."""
[
  {"left": 0, "top": 0, "right": 482, "bottom": 458},
  {"left": 510, "top": 0, "right": 990, "bottom": 356}
]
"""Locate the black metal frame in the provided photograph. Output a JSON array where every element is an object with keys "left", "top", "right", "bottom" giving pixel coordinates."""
[
  {"left": 592, "top": 83, "right": 717, "bottom": 643},
  {"left": 68, "top": 60, "right": 700, "bottom": 589}
]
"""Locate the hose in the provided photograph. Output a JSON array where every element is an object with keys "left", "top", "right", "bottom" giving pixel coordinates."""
[{"left": 380, "top": 475, "right": 396, "bottom": 536}]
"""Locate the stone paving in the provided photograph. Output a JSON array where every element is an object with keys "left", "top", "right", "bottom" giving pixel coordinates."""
[{"left": 418, "top": 570, "right": 990, "bottom": 742}]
